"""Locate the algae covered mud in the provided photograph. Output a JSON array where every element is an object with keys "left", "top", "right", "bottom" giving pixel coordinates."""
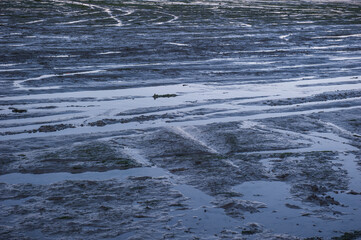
[{"left": 1, "top": 0, "right": 361, "bottom": 239}]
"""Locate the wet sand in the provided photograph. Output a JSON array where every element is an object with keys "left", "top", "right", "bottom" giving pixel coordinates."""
[{"left": 1, "top": 0, "right": 361, "bottom": 239}]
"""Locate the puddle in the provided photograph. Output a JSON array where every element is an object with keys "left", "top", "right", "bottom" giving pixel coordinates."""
[
  {"left": 170, "top": 184, "right": 242, "bottom": 237},
  {"left": 341, "top": 154, "right": 361, "bottom": 192},
  {"left": 0, "top": 197, "right": 31, "bottom": 207},
  {"left": 233, "top": 180, "right": 361, "bottom": 238},
  {"left": 0, "top": 167, "right": 168, "bottom": 185}
]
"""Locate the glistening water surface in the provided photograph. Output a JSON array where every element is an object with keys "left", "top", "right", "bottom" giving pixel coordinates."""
[{"left": 1, "top": 0, "right": 361, "bottom": 239}]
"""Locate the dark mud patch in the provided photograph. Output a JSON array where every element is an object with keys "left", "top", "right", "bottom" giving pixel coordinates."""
[
  {"left": 305, "top": 194, "right": 341, "bottom": 207},
  {"left": 35, "top": 106, "right": 58, "bottom": 109},
  {"left": 1, "top": 123, "right": 76, "bottom": 136},
  {"left": 87, "top": 114, "right": 177, "bottom": 127},
  {"left": 261, "top": 90, "right": 361, "bottom": 106},
  {"left": 0, "top": 123, "right": 76, "bottom": 136},
  {"left": 332, "top": 231, "right": 361, "bottom": 240},
  {"left": 87, "top": 119, "right": 118, "bottom": 127},
  {"left": 0, "top": 140, "right": 140, "bottom": 174},
  {"left": 38, "top": 124, "right": 75, "bottom": 132},
  {"left": 120, "top": 113, "right": 177, "bottom": 123},
  {"left": 0, "top": 178, "right": 189, "bottom": 240},
  {"left": 212, "top": 197, "right": 267, "bottom": 219}
]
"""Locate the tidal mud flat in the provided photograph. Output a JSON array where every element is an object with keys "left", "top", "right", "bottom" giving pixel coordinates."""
[{"left": 1, "top": 0, "right": 361, "bottom": 239}]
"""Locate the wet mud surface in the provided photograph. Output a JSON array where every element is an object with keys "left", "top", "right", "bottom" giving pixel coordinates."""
[{"left": 1, "top": 0, "right": 361, "bottom": 239}]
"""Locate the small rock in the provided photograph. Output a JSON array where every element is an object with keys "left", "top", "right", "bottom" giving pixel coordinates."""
[
  {"left": 346, "top": 190, "right": 361, "bottom": 195},
  {"left": 10, "top": 108, "right": 27, "bottom": 113},
  {"left": 285, "top": 203, "right": 302, "bottom": 209}
]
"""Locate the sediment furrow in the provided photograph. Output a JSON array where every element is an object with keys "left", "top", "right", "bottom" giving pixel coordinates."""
[
  {"left": 1, "top": 75, "right": 360, "bottom": 138},
  {"left": 169, "top": 126, "right": 219, "bottom": 154}
]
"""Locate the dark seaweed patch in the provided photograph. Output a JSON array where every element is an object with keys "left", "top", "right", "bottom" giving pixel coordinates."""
[{"left": 152, "top": 94, "right": 177, "bottom": 100}]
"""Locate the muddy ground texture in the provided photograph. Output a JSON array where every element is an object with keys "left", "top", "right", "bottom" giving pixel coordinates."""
[{"left": 1, "top": 0, "right": 361, "bottom": 239}]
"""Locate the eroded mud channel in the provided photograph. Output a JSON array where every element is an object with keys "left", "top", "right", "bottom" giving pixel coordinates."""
[{"left": 1, "top": 0, "right": 361, "bottom": 239}]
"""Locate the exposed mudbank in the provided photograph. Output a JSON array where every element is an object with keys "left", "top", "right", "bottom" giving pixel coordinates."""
[
  {"left": 0, "top": 177, "right": 190, "bottom": 239},
  {"left": 1, "top": 0, "right": 361, "bottom": 239}
]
